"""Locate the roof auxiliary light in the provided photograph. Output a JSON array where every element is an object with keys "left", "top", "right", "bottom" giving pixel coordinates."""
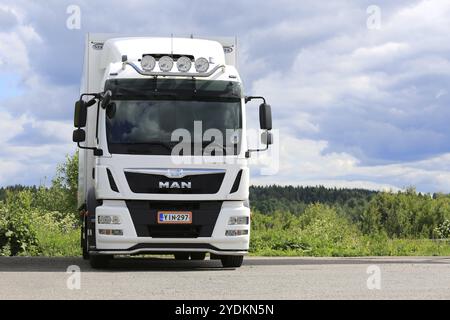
[
  {"left": 141, "top": 55, "right": 156, "bottom": 71},
  {"left": 195, "top": 57, "right": 209, "bottom": 73},
  {"left": 159, "top": 56, "right": 174, "bottom": 72},
  {"left": 176, "top": 56, "right": 192, "bottom": 72}
]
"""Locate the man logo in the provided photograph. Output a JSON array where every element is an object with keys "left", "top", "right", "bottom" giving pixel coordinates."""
[
  {"left": 159, "top": 181, "right": 192, "bottom": 189},
  {"left": 223, "top": 46, "right": 234, "bottom": 54},
  {"left": 91, "top": 42, "right": 104, "bottom": 50},
  {"left": 167, "top": 169, "right": 184, "bottom": 178}
]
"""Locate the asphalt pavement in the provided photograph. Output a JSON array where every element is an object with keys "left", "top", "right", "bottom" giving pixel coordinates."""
[{"left": 0, "top": 256, "right": 449, "bottom": 299}]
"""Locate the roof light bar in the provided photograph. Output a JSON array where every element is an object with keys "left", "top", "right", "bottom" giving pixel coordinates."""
[{"left": 125, "top": 59, "right": 225, "bottom": 78}]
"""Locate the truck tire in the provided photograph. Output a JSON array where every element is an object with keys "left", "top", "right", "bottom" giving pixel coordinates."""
[
  {"left": 85, "top": 189, "right": 98, "bottom": 256},
  {"left": 190, "top": 252, "right": 206, "bottom": 260},
  {"left": 81, "top": 217, "right": 89, "bottom": 260},
  {"left": 220, "top": 255, "right": 244, "bottom": 268},
  {"left": 89, "top": 255, "right": 112, "bottom": 269},
  {"left": 174, "top": 253, "right": 190, "bottom": 260}
]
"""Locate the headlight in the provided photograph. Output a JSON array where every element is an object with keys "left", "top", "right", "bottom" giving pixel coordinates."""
[
  {"left": 195, "top": 57, "right": 209, "bottom": 73},
  {"left": 176, "top": 56, "right": 192, "bottom": 72},
  {"left": 98, "top": 215, "right": 121, "bottom": 225},
  {"left": 141, "top": 55, "right": 156, "bottom": 71},
  {"left": 159, "top": 56, "right": 174, "bottom": 72},
  {"left": 228, "top": 216, "right": 249, "bottom": 225}
]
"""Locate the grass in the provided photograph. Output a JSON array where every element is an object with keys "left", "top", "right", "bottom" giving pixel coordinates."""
[
  {"left": 34, "top": 221, "right": 80, "bottom": 257},
  {"left": 19, "top": 224, "right": 450, "bottom": 258},
  {"left": 2, "top": 197, "right": 449, "bottom": 257},
  {"left": 250, "top": 238, "right": 450, "bottom": 257},
  {"left": 249, "top": 205, "right": 450, "bottom": 257},
  {"left": 30, "top": 205, "right": 450, "bottom": 257}
]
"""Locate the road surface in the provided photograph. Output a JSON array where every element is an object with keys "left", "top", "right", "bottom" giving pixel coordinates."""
[{"left": 0, "top": 256, "right": 449, "bottom": 299}]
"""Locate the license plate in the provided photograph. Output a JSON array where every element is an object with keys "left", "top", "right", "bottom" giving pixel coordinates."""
[{"left": 157, "top": 211, "right": 192, "bottom": 224}]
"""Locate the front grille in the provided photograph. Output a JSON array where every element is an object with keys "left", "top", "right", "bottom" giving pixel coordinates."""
[
  {"left": 126, "top": 201, "right": 222, "bottom": 238},
  {"left": 125, "top": 172, "right": 225, "bottom": 194}
]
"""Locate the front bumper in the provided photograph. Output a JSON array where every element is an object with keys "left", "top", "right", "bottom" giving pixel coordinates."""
[
  {"left": 92, "top": 200, "right": 250, "bottom": 255},
  {"left": 93, "top": 245, "right": 248, "bottom": 256}
]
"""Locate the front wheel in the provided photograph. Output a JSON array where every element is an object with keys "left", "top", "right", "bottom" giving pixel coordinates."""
[{"left": 220, "top": 255, "right": 244, "bottom": 268}]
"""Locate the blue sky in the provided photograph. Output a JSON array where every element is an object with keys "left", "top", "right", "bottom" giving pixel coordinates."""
[{"left": 0, "top": 0, "right": 449, "bottom": 192}]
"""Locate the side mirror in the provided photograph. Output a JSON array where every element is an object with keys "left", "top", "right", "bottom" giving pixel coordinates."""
[
  {"left": 101, "top": 90, "right": 112, "bottom": 109},
  {"left": 72, "top": 128, "right": 86, "bottom": 143},
  {"left": 259, "top": 103, "right": 272, "bottom": 130},
  {"left": 74, "top": 101, "right": 87, "bottom": 128},
  {"left": 261, "top": 131, "right": 273, "bottom": 146}
]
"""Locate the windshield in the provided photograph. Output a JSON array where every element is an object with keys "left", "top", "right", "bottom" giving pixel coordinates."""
[{"left": 104, "top": 79, "right": 243, "bottom": 156}]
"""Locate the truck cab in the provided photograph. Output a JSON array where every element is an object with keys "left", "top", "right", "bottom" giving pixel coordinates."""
[{"left": 73, "top": 35, "right": 273, "bottom": 268}]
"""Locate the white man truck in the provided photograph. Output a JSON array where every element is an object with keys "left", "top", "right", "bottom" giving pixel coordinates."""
[{"left": 73, "top": 34, "right": 273, "bottom": 268}]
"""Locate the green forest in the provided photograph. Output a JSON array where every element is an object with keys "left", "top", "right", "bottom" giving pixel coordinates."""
[{"left": 1, "top": 153, "right": 450, "bottom": 257}]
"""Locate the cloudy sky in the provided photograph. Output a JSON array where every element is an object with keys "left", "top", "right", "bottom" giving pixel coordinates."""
[{"left": 0, "top": 0, "right": 449, "bottom": 193}]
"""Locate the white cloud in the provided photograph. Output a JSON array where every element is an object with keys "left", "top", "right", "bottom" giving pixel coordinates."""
[
  {"left": 0, "top": 0, "right": 448, "bottom": 193},
  {"left": 0, "top": 8, "right": 73, "bottom": 186},
  {"left": 0, "top": 160, "right": 24, "bottom": 185},
  {"left": 0, "top": 32, "right": 30, "bottom": 72},
  {"left": 0, "top": 5, "right": 41, "bottom": 73},
  {"left": 248, "top": 0, "right": 450, "bottom": 192},
  {"left": 0, "top": 109, "right": 75, "bottom": 185},
  {"left": 252, "top": 135, "right": 450, "bottom": 193},
  {"left": 0, "top": 111, "right": 27, "bottom": 143}
]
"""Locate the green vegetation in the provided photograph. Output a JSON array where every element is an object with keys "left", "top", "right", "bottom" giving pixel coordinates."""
[
  {"left": 250, "top": 204, "right": 450, "bottom": 256},
  {"left": 250, "top": 187, "right": 450, "bottom": 256},
  {"left": 0, "top": 152, "right": 449, "bottom": 257},
  {"left": 0, "top": 153, "right": 80, "bottom": 257}
]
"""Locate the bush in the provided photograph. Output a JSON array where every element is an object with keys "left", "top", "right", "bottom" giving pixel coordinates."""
[
  {"left": 0, "top": 190, "right": 80, "bottom": 257},
  {"left": 250, "top": 202, "right": 450, "bottom": 257},
  {"left": 0, "top": 153, "right": 80, "bottom": 257},
  {"left": 31, "top": 211, "right": 80, "bottom": 256},
  {"left": 296, "top": 204, "right": 362, "bottom": 256},
  {"left": 435, "top": 219, "right": 450, "bottom": 239},
  {"left": 33, "top": 153, "right": 79, "bottom": 219},
  {"left": 251, "top": 204, "right": 364, "bottom": 256},
  {"left": 0, "top": 191, "right": 39, "bottom": 256},
  {"left": 360, "top": 189, "right": 450, "bottom": 238}
]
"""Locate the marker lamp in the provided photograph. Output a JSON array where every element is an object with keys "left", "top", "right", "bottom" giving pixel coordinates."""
[
  {"left": 99, "top": 229, "right": 123, "bottom": 236},
  {"left": 225, "top": 229, "right": 249, "bottom": 237}
]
